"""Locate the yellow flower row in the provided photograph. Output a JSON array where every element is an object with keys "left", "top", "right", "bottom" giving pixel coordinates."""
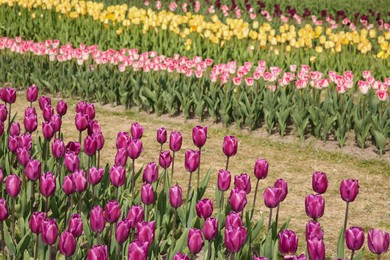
[{"left": 2, "top": 0, "right": 390, "bottom": 58}]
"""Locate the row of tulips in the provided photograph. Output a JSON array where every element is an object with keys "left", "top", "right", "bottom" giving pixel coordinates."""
[
  {"left": 0, "top": 86, "right": 388, "bottom": 259},
  {"left": 0, "top": 37, "right": 389, "bottom": 153},
  {"left": 3, "top": 0, "right": 390, "bottom": 61}
]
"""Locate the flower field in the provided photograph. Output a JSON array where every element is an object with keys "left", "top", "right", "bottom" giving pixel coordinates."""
[{"left": 0, "top": 0, "right": 389, "bottom": 259}]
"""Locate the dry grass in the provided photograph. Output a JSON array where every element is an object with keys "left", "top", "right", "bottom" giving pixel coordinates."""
[{"left": 10, "top": 91, "right": 390, "bottom": 259}]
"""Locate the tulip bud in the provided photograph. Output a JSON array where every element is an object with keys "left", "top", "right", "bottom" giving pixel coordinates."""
[
  {"left": 17, "top": 147, "right": 30, "bottom": 167},
  {"left": 114, "top": 148, "right": 128, "bottom": 167},
  {"left": 345, "top": 226, "right": 365, "bottom": 251},
  {"left": 169, "top": 131, "right": 182, "bottom": 152},
  {"left": 340, "top": 179, "right": 359, "bottom": 202},
  {"left": 41, "top": 218, "right": 58, "bottom": 245},
  {"left": 184, "top": 149, "right": 200, "bottom": 173},
  {"left": 88, "top": 167, "right": 104, "bottom": 185},
  {"left": 42, "top": 121, "right": 55, "bottom": 140},
  {"left": 52, "top": 139, "right": 65, "bottom": 159},
  {"left": 24, "top": 113, "right": 38, "bottom": 133},
  {"left": 234, "top": 173, "right": 251, "bottom": 194},
  {"left": 85, "top": 103, "right": 95, "bottom": 120},
  {"left": 10, "top": 122, "right": 20, "bottom": 136},
  {"left": 25, "top": 107, "right": 37, "bottom": 117},
  {"left": 224, "top": 226, "right": 247, "bottom": 253},
  {"left": 50, "top": 114, "right": 61, "bottom": 132},
  {"left": 192, "top": 126, "right": 207, "bottom": 148},
  {"left": 157, "top": 127, "right": 167, "bottom": 145},
  {"left": 62, "top": 175, "right": 75, "bottom": 195},
  {"left": 202, "top": 217, "right": 218, "bottom": 241},
  {"left": 110, "top": 165, "right": 125, "bottom": 187},
  {"left": 368, "top": 228, "right": 389, "bottom": 255},
  {"left": 68, "top": 214, "right": 83, "bottom": 237},
  {"left": 42, "top": 105, "right": 54, "bottom": 122},
  {"left": 84, "top": 135, "right": 97, "bottom": 156},
  {"left": 131, "top": 122, "right": 143, "bottom": 139},
  {"left": 127, "top": 138, "right": 143, "bottom": 160},
  {"left": 229, "top": 188, "right": 247, "bottom": 212},
  {"left": 75, "top": 112, "right": 89, "bottom": 132},
  {"left": 8, "top": 135, "right": 19, "bottom": 154},
  {"left": 29, "top": 212, "right": 46, "bottom": 234},
  {"left": 222, "top": 135, "right": 238, "bottom": 157},
  {"left": 143, "top": 162, "right": 158, "bottom": 183},
  {"left": 2, "top": 87, "right": 16, "bottom": 104},
  {"left": 159, "top": 150, "right": 172, "bottom": 169},
  {"left": 305, "top": 194, "right": 325, "bottom": 220},
  {"left": 59, "top": 230, "right": 76, "bottom": 257},
  {"left": 274, "top": 178, "right": 288, "bottom": 202},
  {"left": 307, "top": 238, "right": 326, "bottom": 260},
  {"left": 64, "top": 152, "right": 80, "bottom": 172},
  {"left": 39, "top": 172, "right": 56, "bottom": 197},
  {"left": 127, "top": 205, "right": 144, "bottom": 228},
  {"left": 278, "top": 229, "right": 298, "bottom": 256},
  {"left": 141, "top": 183, "right": 155, "bottom": 205},
  {"left": 26, "top": 84, "right": 38, "bottom": 102},
  {"left": 225, "top": 212, "right": 243, "bottom": 229},
  {"left": 102, "top": 200, "right": 120, "bottom": 224},
  {"left": 94, "top": 132, "right": 105, "bottom": 151},
  {"left": 56, "top": 100, "right": 67, "bottom": 116},
  {"left": 0, "top": 198, "right": 8, "bottom": 221},
  {"left": 174, "top": 252, "right": 190, "bottom": 260},
  {"left": 218, "top": 169, "right": 231, "bottom": 191},
  {"left": 66, "top": 142, "right": 81, "bottom": 155},
  {"left": 116, "top": 132, "right": 130, "bottom": 150},
  {"left": 116, "top": 218, "right": 131, "bottom": 244},
  {"left": 38, "top": 96, "right": 51, "bottom": 110},
  {"left": 0, "top": 104, "right": 7, "bottom": 122},
  {"left": 312, "top": 171, "right": 328, "bottom": 194},
  {"left": 196, "top": 198, "right": 213, "bottom": 219},
  {"left": 90, "top": 205, "right": 105, "bottom": 233},
  {"left": 306, "top": 220, "right": 324, "bottom": 241},
  {"left": 20, "top": 133, "right": 33, "bottom": 151},
  {"left": 87, "top": 245, "right": 108, "bottom": 260},
  {"left": 88, "top": 120, "right": 101, "bottom": 136},
  {"left": 72, "top": 170, "right": 87, "bottom": 193},
  {"left": 188, "top": 228, "right": 204, "bottom": 254},
  {"left": 169, "top": 184, "right": 183, "bottom": 209},
  {"left": 6, "top": 174, "right": 21, "bottom": 197},
  {"left": 25, "top": 159, "right": 41, "bottom": 181},
  {"left": 254, "top": 159, "right": 268, "bottom": 180},
  {"left": 263, "top": 187, "right": 282, "bottom": 209},
  {"left": 128, "top": 240, "right": 148, "bottom": 260},
  {"left": 136, "top": 221, "right": 155, "bottom": 244}
]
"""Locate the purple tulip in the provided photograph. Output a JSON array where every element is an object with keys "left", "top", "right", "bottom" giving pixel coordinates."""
[
  {"left": 0, "top": 199, "right": 8, "bottom": 221},
  {"left": 72, "top": 170, "right": 87, "bottom": 193},
  {"left": 84, "top": 135, "right": 97, "bottom": 156},
  {"left": 218, "top": 169, "right": 231, "bottom": 191},
  {"left": 25, "top": 107, "right": 37, "bottom": 117},
  {"left": 85, "top": 103, "right": 95, "bottom": 120},
  {"left": 368, "top": 228, "right": 390, "bottom": 255},
  {"left": 222, "top": 135, "right": 238, "bottom": 157},
  {"left": 345, "top": 226, "right": 365, "bottom": 251},
  {"left": 87, "top": 245, "right": 108, "bottom": 260},
  {"left": 24, "top": 113, "right": 38, "bottom": 133},
  {"left": 42, "top": 105, "right": 54, "bottom": 122},
  {"left": 51, "top": 139, "right": 65, "bottom": 159},
  {"left": 38, "top": 96, "right": 51, "bottom": 110},
  {"left": 174, "top": 252, "right": 190, "bottom": 260},
  {"left": 20, "top": 133, "right": 32, "bottom": 150},
  {"left": 169, "top": 131, "right": 182, "bottom": 152},
  {"left": 116, "top": 132, "right": 130, "bottom": 150},
  {"left": 143, "top": 162, "right": 158, "bottom": 183},
  {"left": 62, "top": 175, "right": 75, "bottom": 195},
  {"left": 184, "top": 149, "right": 200, "bottom": 173},
  {"left": 202, "top": 217, "right": 218, "bottom": 241},
  {"left": 59, "top": 230, "right": 76, "bottom": 256},
  {"left": 10, "top": 122, "right": 20, "bottom": 136},
  {"left": 274, "top": 179, "right": 288, "bottom": 202},
  {"left": 6, "top": 174, "right": 21, "bottom": 197},
  {"left": 307, "top": 238, "right": 326, "bottom": 260},
  {"left": 104, "top": 200, "right": 121, "bottom": 223},
  {"left": 115, "top": 148, "right": 128, "bottom": 166},
  {"left": 169, "top": 184, "right": 183, "bottom": 209},
  {"left": 17, "top": 147, "right": 30, "bottom": 166},
  {"left": 88, "top": 167, "right": 104, "bottom": 185},
  {"left": 64, "top": 152, "right": 80, "bottom": 172},
  {"left": 340, "top": 179, "right": 359, "bottom": 202},
  {"left": 8, "top": 135, "right": 19, "bottom": 153},
  {"left": 26, "top": 84, "right": 38, "bottom": 102},
  {"left": 312, "top": 171, "right": 328, "bottom": 194},
  {"left": 234, "top": 173, "right": 251, "bottom": 194},
  {"left": 0, "top": 168, "right": 3, "bottom": 185},
  {"left": 94, "top": 132, "right": 105, "bottom": 151},
  {"left": 127, "top": 138, "right": 143, "bottom": 159},
  {"left": 278, "top": 229, "right": 298, "bottom": 256},
  {"left": 131, "top": 122, "right": 144, "bottom": 139},
  {"left": 2, "top": 87, "right": 16, "bottom": 104},
  {"left": 136, "top": 221, "right": 155, "bottom": 244},
  {"left": 224, "top": 226, "right": 247, "bottom": 253},
  {"left": 141, "top": 183, "right": 155, "bottom": 205},
  {"left": 75, "top": 112, "right": 89, "bottom": 132},
  {"left": 157, "top": 127, "right": 167, "bottom": 145},
  {"left": 0, "top": 104, "right": 7, "bottom": 122},
  {"left": 196, "top": 198, "right": 213, "bottom": 219},
  {"left": 192, "top": 126, "right": 207, "bottom": 148},
  {"left": 188, "top": 228, "right": 204, "bottom": 254},
  {"left": 305, "top": 194, "right": 325, "bottom": 220},
  {"left": 306, "top": 220, "right": 324, "bottom": 240},
  {"left": 41, "top": 218, "right": 58, "bottom": 245},
  {"left": 68, "top": 214, "right": 83, "bottom": 237},
  {"left": 229, "top": 188, "right": 247, "bottom": 212},
  {"left": 128, "top": 240, "right": 148, "bottom": 260},
  {"left": 127, "top": 205, "right": 144, "bottom": 228},
  {"left": 50, "top": 114, "right": 61, "bottom": 132},
  {"left": 90, "top": 205, "right": 105, "bottom": 233},
  {"left": 25, "top": 159, "right": 41, "bottom": 181},
  {"left": 39, "top": 172, "right": 56, "bottom": 197},
  {"left": 263, "top": 187, "right": 282, "bottom": 208},
  {"left": 254, "top": 159, "right": 268, "bottom": 180},
  {"left": 225, "top": 212, "right": 243, "bottom": 229},
  {"left": 109, "top": 165, "right": 125, "bottom": 187},
  {"left": 115, "top": 218, "right": 131, "bottom": 244},
  {"left": 66, "top": 142, "right": 81, "bottom": 156},
  {"left": 56, "top": 100, "right": 67, "bottom": 116},
  {"left": 42, "top": 121, "right": 55, "bottom": 140},
  {"left": 159, "top": 150, "right": 172, "bottom": 169},
  {"left": 29, "top": 211, "right": 47, "bottom": 234}
]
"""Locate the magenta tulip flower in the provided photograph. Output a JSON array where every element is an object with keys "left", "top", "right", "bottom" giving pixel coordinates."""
[
  {"left": 218, "top": 169, "right": 231, "bottom": 191},
  {"left": 141, "top": 183, "right": 155, "bottom": 206},
  {"left": 142, "top": 162, "right": 158, "bottom": 183},
  {"left": 104, "top": 200, "right": 121, "bottom": 223},
  {"left": 0, "top": 199, "right": 8, "bottom": 221},
  {"left": 65, "top": 142, "right": 81, "bottom": 155},
  {"left": 307, "top": 238, "right": 326, "bottom": 260},
  {"left": 345, "top": 226, "right": 365, "bottom": 254},
  {"left": 278, "top": 229, "right": 298, "bottom": 256},
  {"left": 42, "top": 105, "right": 54, "bottom": 122},
  {"left": 225, "top": 212, "right": 243, "bottom": 229},
  {"left": 116, "top": 132, "right": 130, "bottom": 150},
  {"left": 90, "top": 205, "right": 105, "bottom": 234},
  {"left": 38, "top": 96, "right": 51, "bottom": 110},
  {"left": 109, "top": 165, "right": 125, "bottom": 187},
  {"left": 184, "top": 149, "right": 200, "bottom": 173},
  {"left": 174, "top": 252, "right": 190, "bottom": 260},
  {"left": 136, "top": 221, "right": 155, "bottom": 244},
  {"left": 157, "top": 127, "right": 167, "bottom": 145},
  {"left": 340, "top": 179, "right": 359, "bottom": 203},
  {"left": 25, "top": 159, "right": 41, "bottom": 181},
  {"left": 234, "top": 173, "right": 251, "bottom": 194},
  {"left": 42, "top": 121, "right": 55, "bottom": 140},
  {"left": 254, "top": 159, "right": 268, "bottom": 180},
  {"left": 68, "top": 214, "right": 83, "bottom": 238},
  {"left": 6, "top": 174, "right": 21, "bottom": 197},
  {"left": 75, "top": 112, "right": 89, "bottom": 132},
  {"left": 114, "top": 148, "right": 128, "bottom": 166},
  {"left": 159, "top": 150, "right": 172, "bottom": 169},
  {"left": 312, "top": 171, "right": 328, "bottom": 194},
  {"left": 127, "top": 138, "right": 143, "bottom": 160},
  {"left": 115, "top": 218, "right": 131, "bottom": 244},
  {"left": 0, "top": 104, "right": 7, "bottom": 122},
  {"left": 306, "top": 220, "right": 324, "bottom": 240},
  {"left": 72, "top": 170, "right": 87, "bottom": 193},
  {"left": 52, "top": 139, "right": 65, "bottom": 159},
  {"left": 128, "top": 240, "right": 148, "bottom": 260},
  {"left": 56, "top": 100, "right": 67, "bottom": 116},
  {"left": 305, "top": 194, "right": 325, "bottom": 220},
  {"left": 87, "top": 245, "right": 108, "bottom": 260},
  {"left": 88, "top": 167, "right": 104, "bottom": 186},
  {"left": 62, "top": 175, "right": 75, "bottom": 195},
  {"left": 131, "top": 122, "right": 143, "bottom": 139},
  {"left": 27, "top": 84, "right": 38, "bottom": 102},
  {"left": 224, "top": 226, "right": 247, "bottom": 254},
  {"left": 16, "top": 147, "right": 30, "bottom": 167},
  {"left": 84, "top": 135, "right": 97, "bottom": 156},
  {"left": 263, "top": 187, "right": 281, "bottom": 209},
  {"left": 188, "top": 228, "right": 204, "bottom": 255},
  {"left": 229, "top": 188, "right": 247, "bottom": 212},
  {"left": 169, "top": 184, "right": 183, "bottom": 209},
  {"left": 192, "top": 126, "right": 207, "bottom": 148},
  {"left": 127, "top": 205, "right": 144, "bottom": 229},
  {"left": 29, "top": 211, "right": 46, "bottom": 234},
  {"left": 59, "top": 230, "right": 76, "bottom": 257},
  {"left": 368, "top": 228, "right": 389, "bottom": 256},
  {"left": 196, "top": 198, "right": 213, "bottom": 219},
  {"left": 24, "top": 113, "right": 38, "bottom": 133},
  {"left": 41, "top": 218, "right": 58, "bottom": 245},
  {"left": 222, "top": 135, "right": 238, "bottom": 158},
  {"left": 202, "top": 217, "right": 218, "bottom": 241},
  {"left": 169, "top": 131, "right": 182, "bottom": 152}
]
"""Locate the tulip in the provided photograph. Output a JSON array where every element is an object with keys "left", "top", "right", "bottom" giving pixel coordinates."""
[
  {"left": 76, "top": 101, "right": 87, "bottom": 114},
  {"left": 222, "top": 135, "right": 238, "bottom": 170},
  {"left": 72, "top": 170, "right": 87, "bottom": 193},
  {"left": 87, "top": 245, "right": 108, "bottom": 260},
  {"left": 234, "top": 173, "right": 251, "bottom": 194},
  {"left": 94, "top": 132, "right": 104, "bottom": 168},
  {"left": 9, "top": 122, "right": 20, "bottom": 136},
  {"left": 41, "top": 218, "right": 58, "bottom": 245},
  {"left": 51, "top": 114, "right": 61, "bottom": 134},
  {"left": 114, "top": 148, "right": 128, "bottom": 166},
  {"left": 306, "top": 220, "right": 324, "bottom": 240},
  {"left": 66, "top": 142, "right": 81, "bottom": 155},
  {"left": 185, "top": 149, "right": 200, "bottom": 204},
  {"left": 127, "top": 205, "right": 144, "bottom": 229},
  {"left": 188, "top": 228, "right": 204, "bottom": 255},
  {"left": 85, "top": 103, "right": 95, "bottom": 120},
  {"left": 88, "top": 120, "right": 101, "bottom": 136},
  {"left": 84, "top": 135, "right": 97, "bottom": 157},
  {"left": 169, "top": 184, "right": 183, "bottom": 209},
  {"left": 62, "top": 175, "right": 75, "bottom": 195},
  {"left": 345, "top": 226, "right": 364, "bottom": 259},
  {"left": 174, "top": 252, "right": 190, "bottom": 260},
  {"left": 305, "top": 194, "right": 325, "bottom": 221},
  {"left": 340, "top": 179, "right": 359, "bottom": 234},
  {"left": 24, "top": 113, "right": 38, "bottom": 133},
  {"left": 224, "top": 226, "right": 247, "bottom": 254},
  {"left": 51, "top": 139, "right": 65, "bottom": 159},
  {"left": 116, "top": 132, "right": 130, "bottom": 150},
  {"left": 142, "top": 162, "right": 158, "bottom": 183},
  {"left": 6, "top": 174, "right": 21, "bottom": 197},
  {"left": 42, "top": 121, "right": 55, "bottom": 140},
  {"left": 0, "top": 104, "right": 7, "bottom": 122},
  {"left": 64, "top": 152, "right": 80, "bottom": 172},
  {"left": 75, "top": 112, "right": 89, "bottom": 132},
  {"left": 30, "top": 211, "right": 47, "bottom": 259},
  {"left": 25, "top": 159, "right": 41, "bottom": 182},
  {"left": 90, "top": 205, "right": 105, "bottom": 239},
  {"left": 196, "top": 198, "right": 213, "bottom": 219},
  {"left": 307, "top": 238, "right": 326, "bottom": 260},
  {"left": 253, "top": 256, "right": 269, "bottom": 260},
  {"left": 39, "top": 172, "right": 56, "bottom": 212},
  {"left": 263, "top": 187, "right": 282, "bottom": 230},
  {"left": 56, "top": 100, "right": 67, "bottom": 116},
  {"left": 157, "top": 127, "right": 167, "bottom": 147},
  {"left": 192, "top": 126, "right": 207, "bottom": 148},
  {"left": 17, "top": 147, "right": 30, "bottom": 167},
  {"left": 159, "top": 150, "right": 172, "bottom": 169},
  {"left": 254, "top": 159, "right": 268, "bottom": 180},
  {"left": 127, "top": 138, "right": 143, "bottom": 198},
  {"left": 115, "top": 218, "right": 131, "bottom": 244},
  {"left": 0, "top": 168, "right": 3, "bottom": 185},
  {"left": 274, "top": 178, "right": 288, "bottom": 229},
  {"left": 88, "top": 167, "right": 104, "bottom": 186},
  {"left": 136, "top": 221, "right": 155, "bottom": 244},
  {"left": 368, "top": 228, "right": 389, "bottom": 258},
  {"left": 8, "top": 135, "right": 19, "bottom": 153},
  {"left": 169, "top": 131, "right": 182, "bottom": 152},
  {"left": 217, "top": 169, "right": 231, "bottom": 211},
  {"left": 141, "top": 183, "right": 155, "bottom": 206},
  {"left": 278, "top": 229, "right": 298, "bottom": 256},
  {"left": 229, "top": 188, "right": 247, "bottom": 213},
  {"left": 68, "top": 214, "right": 83, "bottom": 237},
  {"left": 38, "top": 96, "right": 51, "bottom": 110},
  {"left": 20, "top": 133, "right": 32, "bottom": 150},
  {"left": 0, "top": 199, "right": 8, "bottom": 221},
  {"left": 104, "top": 200, "right": 121, "bottom": 223},
  {"left": 59, "top": 230, "right": 76, "bottom": 257},
  {"left": 109, "top": 165, "right": 125, "bottom": 192},
  {"left": 225, "top": 212, "right": 243, "bottom": 229},
  {"left": 128, "top": 240, "right": 148, "bottom": 260},
  {"left": 203, "top": 217, "right": 218, "bottom": 241},
  {"left": 26, "top": 84, "right": 38, "bottom": 103},
  {"left": 42, "top": 105, "right": 54, "bottom": 122},
  {"left": 131, "top": 122, "right": 143, "bottom": 139},
  {"left": 312, "top": 171, "right": 328, "bottom": 194}
]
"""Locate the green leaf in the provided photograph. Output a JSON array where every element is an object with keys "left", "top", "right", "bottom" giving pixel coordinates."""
[
  {"left": 337, "top": 227, "right": 345, "bottom": 258},
  {"left": 4, "top": 224, "right": 16, "bottom": 255},
  {"left": 168, "top": 228, "right": 189, "bottom": 258},
  {"left": 16, "top": 230, "right": 31, "bottom": 258}
]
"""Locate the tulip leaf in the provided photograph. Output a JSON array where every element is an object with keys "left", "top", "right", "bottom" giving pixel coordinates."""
[
  {"left": 3, "top": 224, "right": 16, "bottom": 255},
  {"left": 197, "top": 168, "right": 211, "bottom": 200},
  {"left": 23, "top": 250, "right": 30, "bottom": 259},
  {"left": 168, "top": 228, "right": 188, "bottom": 259},
  {"left": 251, "top": 217, "right": 264, "bottom": 243},
  {"left": 16, "top": 230, "right": 31, "bottom": 258},
  {"left": 336, "top": 227, "right": 345, "bottom": 258}
]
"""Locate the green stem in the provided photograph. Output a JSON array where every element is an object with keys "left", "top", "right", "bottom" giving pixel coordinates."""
[
  {"left": 343, "top": 202, "right": 349, "bottom": 235},
  {"left": 230, "top": 253, "right": 235, "bottom": 260},
  {"left": 275, "top": 204, "right": 280, "bottom": 231},
  {"left": 207, "top": 240, "right": 212, "bottom": 260},
  {"left": 0, "top": 222, "right": 4, "bottom": 256},
  {"left": 171, "top": 151, "right": 175, "bottom": 183},
  {"left": 250, "top": 179, "right": 260, "bottom": 220},
  {"left": 131, "top": 159, "right": 135, "bottom": 200},
  {"left": 78, "top": 131, "right": 82, "bottom": 146},
  {"left": 225, "top": 156, "right": 230, "bottom": 171},
  {"left": 45, "top": 196, "right": 49, "bottom": 213},
  {"left": 172, "top": 208, "right": 177, "bottom": 239},
  {"left": 268, "top": 208, "right": 273, "bottom": 231},
  {"left": 117, "top": 244, "right": 122, "bottom": 260},
  {"left": 7, "top": 104, "right": 11, "bottom": 133},
  {"left": 34, "top": 234, "right": 38, "bottom": 260},
  {"left": 97, "top": 150, "right": 100, "bottom": 169},
  {"left": 219, "top": 191, "right": 224, "bottom": 212},
  {"left": 197, "top": 148, "right": 201, "bottom": 190},
  {"left": 30, "top": 181, "right": 35, "bottom": 212},
  {"left": 350, "top": 250, "right": 355, "bottom": 260},
  {"left": 11, "top": 197, "right": 15, "bottom": 238}
]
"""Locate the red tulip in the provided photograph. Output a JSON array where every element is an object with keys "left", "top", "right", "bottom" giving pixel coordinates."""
[{"left": 26, "top": 84, "right": 38, "bottom": 102}]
